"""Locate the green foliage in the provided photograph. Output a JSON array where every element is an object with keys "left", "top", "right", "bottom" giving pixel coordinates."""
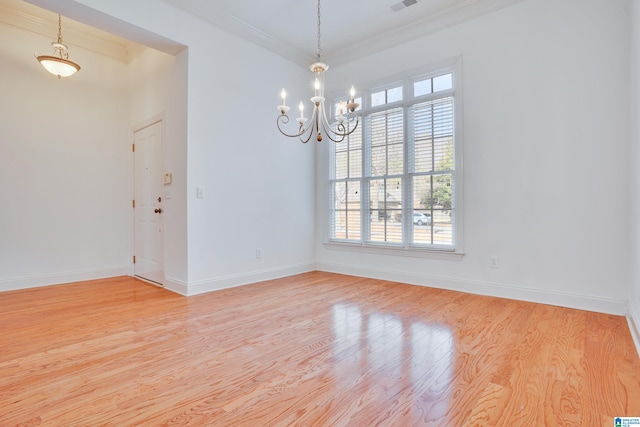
[{"left": 420, "top": 139, "right": 453, "bottom": 210}]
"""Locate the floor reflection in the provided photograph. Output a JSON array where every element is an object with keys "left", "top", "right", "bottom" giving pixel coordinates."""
[{"left": 331, "top": 302, "right": 454, "bottom": 420}]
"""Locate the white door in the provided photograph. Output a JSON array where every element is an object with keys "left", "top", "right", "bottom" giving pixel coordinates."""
[{"left": 134, "top": 121, "right": 164, "bottom": 285}]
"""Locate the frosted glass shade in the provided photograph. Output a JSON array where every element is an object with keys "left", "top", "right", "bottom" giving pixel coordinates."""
[{"left": 37, "top": 55, "right": 80, "bottom": 78}]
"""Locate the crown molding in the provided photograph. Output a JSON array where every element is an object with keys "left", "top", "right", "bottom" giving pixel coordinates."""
[
  {"left": 323, "top": 0, "right": 528, "bottom": 66},
  {"left": 0, "top": 0, "right": 130, "bottom": 62},
  {"left": 160, "top": 0, "right": 313, "bottom": 68},
  {"left": 161, "top": 0, "right": 527, "bottom": 68}
]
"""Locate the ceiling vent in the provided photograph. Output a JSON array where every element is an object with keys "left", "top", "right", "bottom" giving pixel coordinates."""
[{"left": 390, "top": 0, "right": 418, "bottom": 12}]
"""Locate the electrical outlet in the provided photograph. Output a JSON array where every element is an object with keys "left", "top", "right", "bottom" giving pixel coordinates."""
[
  {"left": 256, "top": 248, "right": 262, "bottom": 259},
  {"left": 489, "top": 256, "right": 499, "bottom": 269}
]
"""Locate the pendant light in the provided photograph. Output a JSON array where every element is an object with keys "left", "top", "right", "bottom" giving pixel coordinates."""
[{"left": 35, "top": 14, "right": 81, "bottom": 79}]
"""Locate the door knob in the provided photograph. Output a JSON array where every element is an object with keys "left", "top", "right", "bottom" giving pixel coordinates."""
[{"left": 154, "top": 208, "right": 162, "bottom": 213}]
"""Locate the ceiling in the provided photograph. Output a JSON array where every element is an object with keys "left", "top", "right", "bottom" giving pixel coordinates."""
[
  {"left": 161, "top": 0, "right": 527, "bottom": 65},
  {"left": 2, "top": 0, "right": 526, "bottom": 66},
  {"left": 0, "top": 0, "right": 133, "bottom": 62}
]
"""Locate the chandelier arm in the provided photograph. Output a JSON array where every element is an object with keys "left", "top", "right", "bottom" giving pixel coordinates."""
[
  {"left": 319, "top": 120, "right": 347, "bottom": 143},
  {"left": 345, "top": 112, "right": 360, "bottom": 133},
  {"left": 298, "top": 108, "right": 316, "bottom": 144},
  {"left": 299, "top": 127, "right": 315, "bottom": 144},
  {"left": 276, "top": 115, "right": 307, "bottom": 138},
  {"left": 276, "top": 103, "right": 321, "bottom": 140},
  {"left": 318, "top": 103, "right": 360, "bottom": 141}
]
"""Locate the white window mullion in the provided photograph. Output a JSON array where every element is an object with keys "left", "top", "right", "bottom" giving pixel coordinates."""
[
  {"left": 403, "top": 104, "right": 412, "bottom": 248},
  {"left": 362, "top": 115, "right": 371, "bottom": 243}
]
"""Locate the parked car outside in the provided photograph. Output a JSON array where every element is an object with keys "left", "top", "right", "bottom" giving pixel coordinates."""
[{"left": 413, "top": 212, "right": 432, "bottom": 226}]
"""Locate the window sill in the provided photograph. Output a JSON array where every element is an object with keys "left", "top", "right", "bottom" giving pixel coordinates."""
[{"left": 323, "top": 241, "right": 464, "bottom": 261}]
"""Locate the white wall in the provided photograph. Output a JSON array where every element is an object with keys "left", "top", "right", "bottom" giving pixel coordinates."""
[
  {"left": 0, "top": 23, "right": 130, "bottom": 290},
  {"left": 317, "top": 0, "right": 632, "bottom": 315},
  {"left": 629, "top": 0, "right": 640, "bottom": 351},
  {"left": 42, "top": 0, "right": 316, "bottom": 295},
  {"left": 183, "top": 25, "right": 316, "bottom": 294}
]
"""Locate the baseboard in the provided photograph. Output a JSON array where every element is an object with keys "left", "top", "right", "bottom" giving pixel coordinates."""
[
  {"left": 316, "top": 261, "right": 628, "bottom": 316},
  {"left": 183, "top": 263, "right": 317, "bottom": 296},
  {"left": 628, "top": 301, "right": 640, "bottom": 359},
  {"left": 164, "top": 276, "right": 188, "bottom": 296},
  {"left": 0, "top": 266, "right": 129, "bottom": 292}
]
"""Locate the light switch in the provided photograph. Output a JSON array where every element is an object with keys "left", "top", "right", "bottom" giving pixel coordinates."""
[{"left": 196, "top": 186, "right": 204, "bottom": 199}]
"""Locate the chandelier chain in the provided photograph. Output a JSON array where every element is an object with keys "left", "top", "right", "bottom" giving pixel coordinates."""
[
  {"left": 316, "top": 0, "right": 322, "bottom": 59},
  {"left": 57, "top": 15, "right": 62, "bottom": 44}
]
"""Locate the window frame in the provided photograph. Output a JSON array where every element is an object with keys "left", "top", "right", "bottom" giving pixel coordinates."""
[{"left": 327, "top": 59, "right": 464, "bottom": 260}]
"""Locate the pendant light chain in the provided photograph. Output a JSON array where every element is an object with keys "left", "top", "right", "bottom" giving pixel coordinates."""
[
  {"left": 57, "top": 15, "right": 62, "bottom": 44},
  {"left": 316, "top": 0, "right": 322, "bottom": 59}
]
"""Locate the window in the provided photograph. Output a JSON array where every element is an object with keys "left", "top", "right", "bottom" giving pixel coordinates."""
[{"left": 329, "top": 67, "right": 462, "bottom": 255}]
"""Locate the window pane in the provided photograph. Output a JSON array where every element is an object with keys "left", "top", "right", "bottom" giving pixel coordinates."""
[
  {"left": 335, "top": 151, "right": 348, "bottom": 179},
  {"left": 333, "top": 210, "right": 347, "bottom": 239},
  {"left": 334, "top": 181, "right": 346, "bottom": 210},
  {"left": 387, "top": 86, "right": 403, "bottom": 103},
  {"left": 348, "top": 125, "right": 362, "bottom": 151},
  {"left": 371, "top": 146, "right": 386, "bottom": 176},
  {"left": 412, "top": 97, "right": 454, "bottom": 174},
  {"left": 368, "top": 108, "right": 404, "bottom": 177},
  {"left": 412, "top": 175, "right": 453, "bottom": 246},
  {"left": 387, "top": 143, "right": 403, "bottom": 175},
  {"left": 332, "top": 181, "right": 361, "bottom": 240},
  {"left": 433, "top": 73, "right": 453, "bottom": 92},
  {"left": 369, "top": 179, "right": 402, "bottom": 243},
  {"left": 349, "top": 149, "right": 362, "bottom": 177},
  {"left": 371, "top": 90, "right": 386, "bottom": 107},
  {"left": 334, "top": 123, "right": 362, "bottom": 179},
  {"left": 414, "top": 79, "right": 432, "bottom": 97}
]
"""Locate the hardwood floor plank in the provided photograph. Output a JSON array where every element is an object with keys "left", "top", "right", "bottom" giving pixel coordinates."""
[{"left": 0, "top": 272, "right": 638, "bottom": 426}]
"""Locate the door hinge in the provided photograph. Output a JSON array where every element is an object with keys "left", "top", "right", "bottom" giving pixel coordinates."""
[
  {"left": 132, "top": 199, "right": 135, "bottom": 208},
  {"left": 133, "top": 255, "right": 136, "bottom": 264},
  {"left": 132, "top": 143, "right": 135, "bottom": 152}
]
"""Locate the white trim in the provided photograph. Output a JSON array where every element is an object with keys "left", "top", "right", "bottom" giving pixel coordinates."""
[
  {"left": 324, "top": 0, "right": 526, "bottom": 66},
  {"left": 160, "top": 0, "right": 312, "bottom": 66},
  {"left": 323, "top": 241, "right": 464, "bottom": 261},
  {"left": 181, "top": 263, "right": 316, "bottom": 296},
  {"left": 164, "top": 276, "right": 188, "bottom": 296},
  {"left": 0, "top": 266, "right": 128, "bottom": 292},
  {"left": 161, "top": 0, "right": 524, "bottom": 67},
  {"left": 628, "top": 301, "right": 640, "bottom": 359},
  {"left": 316, "top": 261, "right": 628, "bottom": 315}
]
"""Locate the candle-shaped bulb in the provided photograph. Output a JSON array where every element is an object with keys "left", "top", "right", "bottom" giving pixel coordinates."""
[
  {"left": 281, "top": 88, "right": 287, "bottom": 106},
  {"left": 350, "top": 86, "right": 356, "bottom": 99},
  {"left": 299, "top": 101, "right": 304, "bottom": 119},
  {"left": 339, "top": 101, "right": 345, "bottom": 115}
]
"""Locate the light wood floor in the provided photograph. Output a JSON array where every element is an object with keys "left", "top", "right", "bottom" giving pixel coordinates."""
[{"left": 1, "top": 272, "right": 639, "bottom": 426}]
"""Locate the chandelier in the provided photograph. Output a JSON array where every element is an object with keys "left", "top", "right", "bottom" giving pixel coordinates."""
[
  {"left": 35, "top": 15, "right": 81, "bottom": 79},
  {"left": 276, "top": 0, "right": 359, "bottom": 143}
]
